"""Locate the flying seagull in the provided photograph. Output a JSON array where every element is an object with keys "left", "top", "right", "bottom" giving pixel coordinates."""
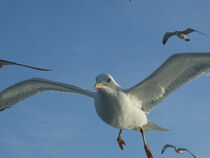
[
  {"left": 161, "top": 144, "right": 197, "bottom": 158},
  {"left": 162, "top": 28, "right": 207, "bottom": 45},
  {"left": 1, "top": 53, "right": 210, "bottom": 158},
  {"left": 0, "top": 59, "right": 51, "bottom": 71}
]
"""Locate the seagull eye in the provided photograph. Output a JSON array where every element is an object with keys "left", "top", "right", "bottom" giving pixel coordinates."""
[{"left": 106, "top": 78, "right": 111, "bottom": 83}]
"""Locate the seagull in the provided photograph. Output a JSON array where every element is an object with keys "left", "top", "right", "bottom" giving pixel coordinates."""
[
  {"left": 161, "top": 144, "right": 197, "bottom": 158},
  {"left": 1, "top": 52, "right": 210, "bottom": 158},
  {"left": 162, "top": 28, "right": 207, "bottom": 45},
  {"left": 0, "top": 59, "right": 51, "bottom": 71}
]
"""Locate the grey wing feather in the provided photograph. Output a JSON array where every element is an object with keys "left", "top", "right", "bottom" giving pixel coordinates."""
[
  {"left": 182, "top": 28, "right": 195, "bottom": 34},
  {"left": 161, "top": 145, "right": 168, "bottom": 154},
  {"left": 161, "top": 144, "right": 176, "bottom": 154},
  {"left": 181, "top": 148, "right": 197, "bottom": 158},
  {"left": 0, "top": 78, "right": 95, "bottom": 111},
  {"left": 126, "top": 53, "right": 210, "bottom": 112},
  {"left": 0, "top": 59, "right": 51, "bottom": 71},
  {"left": 182, "top": 28, "right": 207, "bottom": 36},
  {"left": 188, "top": 151, "right": 197, "bottom": 158},
  {"left": 162, "top": 32, "right": 175, "bottom": 44}
]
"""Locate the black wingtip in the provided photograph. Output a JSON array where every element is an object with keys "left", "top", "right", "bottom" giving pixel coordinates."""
[
  {"left": 160, "top": 148, "right": 165, "bottom": 154},
  {"left": 39, "top": 68, "right": 52, "bottom": 71},
  {"left": 0, "top": 107, "right": 8, "bottom": 111}
]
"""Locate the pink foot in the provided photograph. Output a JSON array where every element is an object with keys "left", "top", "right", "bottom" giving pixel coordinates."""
[{"left": 117, "top": 137, "right": 126, "bottom": 150}]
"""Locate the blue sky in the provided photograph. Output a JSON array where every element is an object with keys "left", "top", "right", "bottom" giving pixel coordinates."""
[{"left": 0, "top": 0, "right": 210, "bottom": 158}]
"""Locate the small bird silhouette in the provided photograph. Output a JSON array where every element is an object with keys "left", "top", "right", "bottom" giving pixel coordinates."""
[
  {"left": 161, "top": 144, "right": 197, "bottom": 158},
  {"left": 0, "top": 59, "right": 51, "bottom": 71},
  {"left": 162, "top": 28, "right": 207, "bottom": 45}
]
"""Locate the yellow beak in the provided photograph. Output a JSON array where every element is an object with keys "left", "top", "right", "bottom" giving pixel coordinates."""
[{"left": 94, "top": 83, "right": 103, "bottom": 89}]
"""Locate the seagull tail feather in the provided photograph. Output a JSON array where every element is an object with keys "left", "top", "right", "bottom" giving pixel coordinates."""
[{"left": 142, "top": 120, "right": 170, "bottom": 132}]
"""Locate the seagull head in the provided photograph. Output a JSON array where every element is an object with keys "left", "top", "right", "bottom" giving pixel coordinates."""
[{"left": 94, "top": 73, "right": 120, "bottom": 90}]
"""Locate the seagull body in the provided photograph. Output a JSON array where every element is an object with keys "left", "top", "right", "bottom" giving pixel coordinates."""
[
  {"left": 162, "top": 28, "right": 207, "bottom": 44},
  {"left": 1, "top": 52, "right": 210, "bottom": 157},
  {"left": 95, "top": 77, "right": 147, "bottom": 130},
  {"left": 161, "top": 144, "right": 197, "bottom": 158},
  {"left": 0, "top": 59, "right": 51, "bottom": 71}
]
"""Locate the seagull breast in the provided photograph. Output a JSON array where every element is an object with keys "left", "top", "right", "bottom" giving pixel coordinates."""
[
  {"left": 178, "top": 33, "right": 187, "bottom": 39},
  {"left": 176, "top": 149, "right": 185, "bottom": 154},
  {"left": 94, "top": 88, "right": 147, "bottom": 130}
]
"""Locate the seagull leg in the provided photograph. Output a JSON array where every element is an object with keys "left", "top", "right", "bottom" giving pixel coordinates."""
[
  {"left": 117, "top": 129, "right": 126, "bottom": 150},
  {"left": 140, "top": 127, "right": 153, "bottom": 158}
]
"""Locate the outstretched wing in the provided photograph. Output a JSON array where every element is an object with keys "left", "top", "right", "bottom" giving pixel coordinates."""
[
  {"left": 162, "top": 32, "right": 175, "bottom": 44},
  {"left": 182, "top": 28, "right": 195, "bottom": 35},
  {"left": 182, "top": 28, "right": 207, "bottom": 36},
  {"left": 126, "top": 53, "right": 210, "bottom": 112},
  {"left": 180, "top": 148, "right": 197, "bottom": 158},
  {"left": 0, "top": 78, "right": 95, "bottom": 111},
  {"left": 161, "top": 144, "right": 176, "bottom": 154},
  {"left": 0, "top": 59, "right": 51, "bottom": 71}
]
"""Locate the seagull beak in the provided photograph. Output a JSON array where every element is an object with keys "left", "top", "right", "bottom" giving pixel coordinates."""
[{"left": 94, "top": 83, "right": 103, "bottom": 89}]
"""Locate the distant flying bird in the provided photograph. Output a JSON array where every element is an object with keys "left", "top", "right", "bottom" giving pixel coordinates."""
[
  {"left": 161, "top": 144, "right": 196, "bottom": 158},
  {"left": 2, "top": 53, "right": 210, "bottom": 158},
  {"left": 0, "top": 59, "right": 51, "bottom": 71},
  {"left": 162, "top": 28, "right": 207, "bottom": 45}
]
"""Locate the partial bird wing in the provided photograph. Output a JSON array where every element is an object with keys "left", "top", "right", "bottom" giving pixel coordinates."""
[
  {"left": 179, "top": 148, "right": 197, "bottom": 158},
  {"left": 161, "top": 144, "right": 176, "bottom": 154},
  {"left": 162, "top": 32, "right": 175, "bottom": 45},
  {"left": 0, "top": 78, "right": 95, "bottom": 111},
  {"left": 181, "top": 28, "right": 195, "bottom": 35},
  {"left": 126, "top": 53, "right": 210, "bottom": 112},
  {"left": 0, "top": 59, "right": 51, "bottom": 71},
  {"left": 182, "top": 28, "right": 207, "bottom": 36}
]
